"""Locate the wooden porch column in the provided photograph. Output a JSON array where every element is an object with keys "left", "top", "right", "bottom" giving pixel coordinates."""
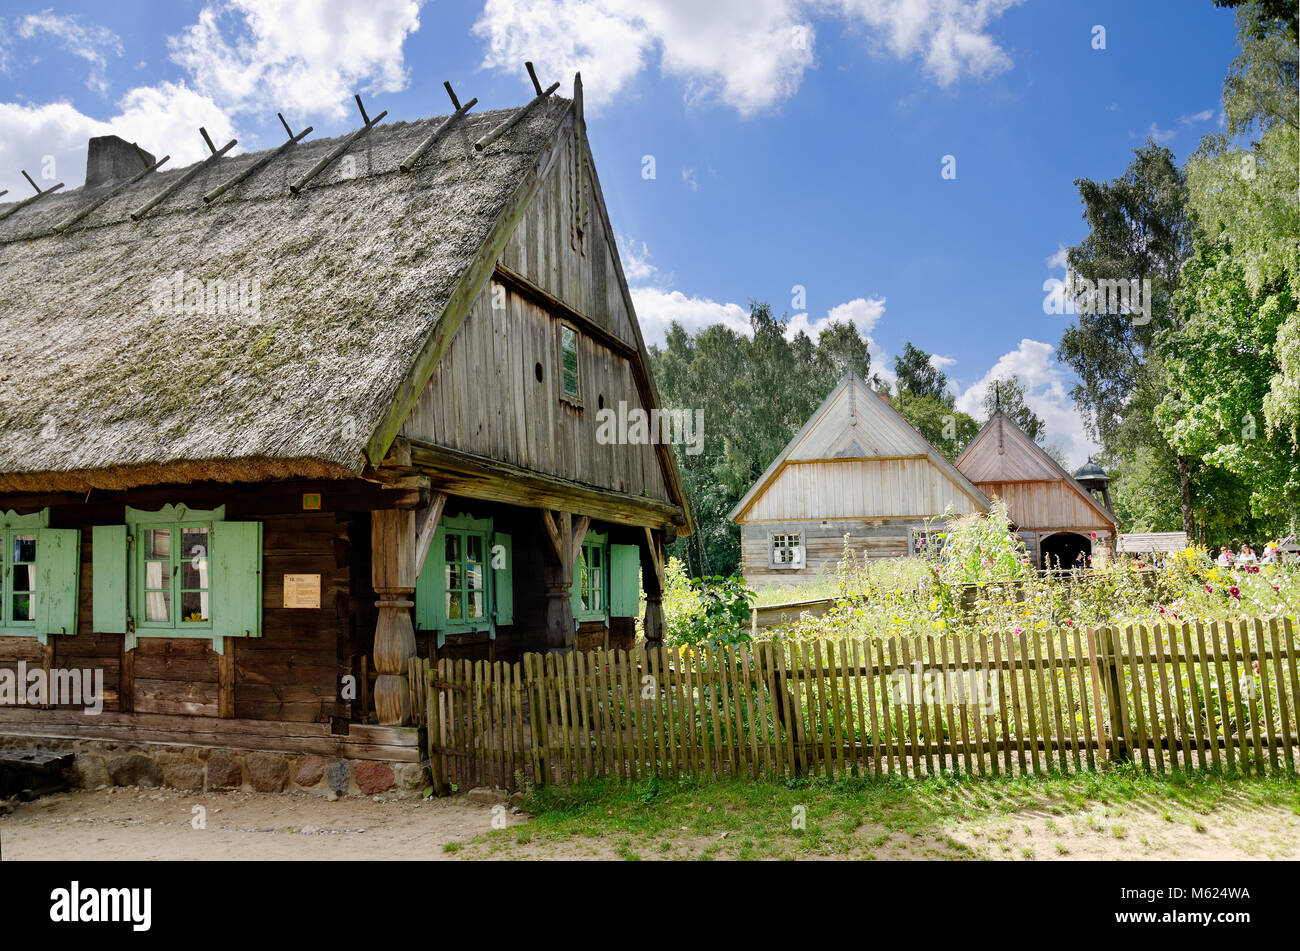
[
  {"left": 642, "top": 527, "right": 667, "bottom": 646},
  {"left": 539, "top": 510, "right": 590, "bottom": 653},
  {"left": 372, "top": 508, "right": 417, "bottom": 725}
]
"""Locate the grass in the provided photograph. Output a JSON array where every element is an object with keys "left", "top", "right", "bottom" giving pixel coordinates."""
[{"left": 453, "top": 765, "right": 1300, "bottom": 861}]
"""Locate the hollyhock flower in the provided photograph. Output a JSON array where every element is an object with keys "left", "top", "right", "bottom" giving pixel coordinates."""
[{"left": 1229, "top": 586, "right": 1241, "bottom": 600}]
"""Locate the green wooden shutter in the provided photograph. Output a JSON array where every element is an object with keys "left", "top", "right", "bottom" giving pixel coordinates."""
[
  {"left": 609, "top": 544, "right": 640, "bottom": 618},
  {"left": 415, "top": 523, "right": 446, "bottom": 632},
  {"left": 91, "top": 525, "right": 128, "bottom": 634},
  {"left": 211, "top": 521, "right": 262, "bottom": 639},
  {"left": 35, "top": 528, "right": 80, "bottom": 637},
  {"left": 492, "top": 532, "right": 513, "bottom": 626},
  {"left": 571, "top": 545, "right": 586, "bottom": 619}
]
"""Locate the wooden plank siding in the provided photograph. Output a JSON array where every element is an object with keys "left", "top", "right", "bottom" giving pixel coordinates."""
[
  {"left": 0, "top": 484, "right": 358, "bottom": 724},
  {"left": 744, "top": 458, "right": 983, "bottom": 523},
  {"left": 741, "top": 519, "right": 930, "bottom": 587},
  {"left": 402, "top": 286, "right": 669, "bottom": 503}
]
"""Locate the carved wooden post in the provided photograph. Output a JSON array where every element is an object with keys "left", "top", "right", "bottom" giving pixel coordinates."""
[
  {"left": 642, "top": 527, "right": 667, "bottom": 646},
  {"left": 372, "top": 508, "right": 416, "bottom": 725},
  {"left": 539, "top": 510, "right": 589, "bottom": 653}
]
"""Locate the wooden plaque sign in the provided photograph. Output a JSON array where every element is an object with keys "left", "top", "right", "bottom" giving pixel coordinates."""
[{"left": 283, "top": 573, "right": 321, "bottom": 609}]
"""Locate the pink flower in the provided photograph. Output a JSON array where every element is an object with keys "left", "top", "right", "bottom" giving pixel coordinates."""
[
  {"left": 1229, "top": 586, "right": 1241, "bottom": 600},
  {"left": 1065, "top": 619, "right": 1074, "bottom": 627},
  {"left": 1252, "top": 660, "right": 1260, "bottom": 676},
  {"left": 1205, "top": 584, "right": 1213, "bottom": 593},
  {"left": 1012, "top": 626, "right": 1024, "bottom": 635}
]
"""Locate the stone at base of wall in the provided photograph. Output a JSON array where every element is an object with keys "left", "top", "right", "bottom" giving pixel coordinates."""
[{"left": 0, "top": 736, "right": 427, "bottom": 799}]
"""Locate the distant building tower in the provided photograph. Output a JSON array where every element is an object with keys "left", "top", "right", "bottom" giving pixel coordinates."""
[{"left": 1073, "top": 458, "right": 1113, "bottom": 512}]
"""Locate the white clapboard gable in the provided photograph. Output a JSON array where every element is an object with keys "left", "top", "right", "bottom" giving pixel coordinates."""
[{"left": 729, "top": 372, "right": 989, "bottom": 522}]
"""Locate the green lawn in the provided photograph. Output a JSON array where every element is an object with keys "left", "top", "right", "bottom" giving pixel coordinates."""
[{"left": 453, "top": 767, "right": 1300, "bottom": 860}]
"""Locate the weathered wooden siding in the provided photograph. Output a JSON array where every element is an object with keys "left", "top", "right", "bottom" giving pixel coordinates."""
[
  {"left": 744, "top": 458, "right": 982, "bottom": 522},
  {"left": 0, "top": 487, "right": 354, "bottom": 723},
  {"left": 496, "top": 121, "right": 639, "bottom": 350},
  {"left": 740, "top": 519, "right": 930, "bottom": 587},
  {"left": 403, "top": 286, "right": 670, "bottom": 501},
  {"left": 976, "top": 481, "right": 1115, "bottom": 534}
]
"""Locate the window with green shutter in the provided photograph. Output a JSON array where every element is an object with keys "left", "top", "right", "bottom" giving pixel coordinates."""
[
  {"left": 91, "top": 504, "right": 262, "bottom": 652},
  {"left": 572, "top": 532, "right": 608, "bottom": 622},
  {"left": 0, "top": 508, "right": 81, "bottom": 642},
  {"left": 414, "top": 513, "right": 513, "bottom": 647}
]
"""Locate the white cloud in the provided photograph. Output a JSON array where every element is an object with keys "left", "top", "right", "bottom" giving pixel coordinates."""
[
  {"left": 632, "top": 286, "right": 753, "bottom": 344},
  {"left": 1179, "top": 108, "right": 1213, "bottom": 125},
  {"left": 681, "top": 167, "right": 698, "bottom": 191},
  {"left": 473, "top": 0, "right": 1021, "bottom": 115},
  {"left": 17, "top": 12, "right": 123, "bottom": 95},
  {"left": 2, "top": 0, "right": 423, "bottom": 194},
  {"left": 618, "top": 234, "right": 659, "bottom": 282},
  {"left": 954, "top": 338, "right": 1098, "bottom": 468},
  {"left": 831, "top": 0, "right": 1025, "bottom": 87},
  {"left": 0, "top": 84, "right": 237, "bottom": 195},
  {"left": 930, "top": 353, "right": 956, "bottom": 369},
  {"left": 168, "top": 0, "right": 423, "bottom": 120},
  {"left": 1141, "top": 121, "right": 1175, "bottom": 144},
  {"left": 1046, "top": 243, "right": 1068, "bottom": 270}
]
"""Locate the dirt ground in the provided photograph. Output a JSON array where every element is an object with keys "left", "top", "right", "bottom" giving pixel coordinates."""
[{"left": 3, "top": 785, "right": 1297, "bottom": 860}]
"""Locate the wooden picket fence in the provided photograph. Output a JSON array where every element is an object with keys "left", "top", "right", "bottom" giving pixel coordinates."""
[{"left": 416, "top": 616, "right": 1300, "bottom": 793}]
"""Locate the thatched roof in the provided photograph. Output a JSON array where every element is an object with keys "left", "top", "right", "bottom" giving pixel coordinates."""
[{"left": 0, "top": 96, "right": 573, "bottom": 492}]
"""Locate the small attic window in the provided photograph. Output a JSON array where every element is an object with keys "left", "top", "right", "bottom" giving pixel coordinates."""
[{"left": 560, "top": 324, "right": 581, "bottom": 404}]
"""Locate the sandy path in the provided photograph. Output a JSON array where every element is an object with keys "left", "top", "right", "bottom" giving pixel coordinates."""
[
  {"left": 4, "top": 787, "right": 1296, "bottom": 860},
  {"left": 1, "top": 788, "right": 525, "bottom": 861}
]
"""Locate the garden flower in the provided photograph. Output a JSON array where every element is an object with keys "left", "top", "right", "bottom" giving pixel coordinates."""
[
  {"left": 1205, "top": 584, "right": 1213, "bottom": 593},
  {"left": 1229, "top": 586, "right": 1241, "bottom": 600}
]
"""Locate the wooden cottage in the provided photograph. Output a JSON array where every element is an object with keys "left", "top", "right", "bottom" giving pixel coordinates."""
[
  {"left": 729, "top": 372, "right": 989, "bottom": 586},
  {"left": 954, "top": 412, "right": 1116, "bottom": 568},
  {"left": 0, "top": 75, "right": 689, "bottom": 782}
]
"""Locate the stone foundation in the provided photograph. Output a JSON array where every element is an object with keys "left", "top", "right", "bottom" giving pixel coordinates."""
[{"left": 0, "top": 735, "right": 427, "bottom": 799}]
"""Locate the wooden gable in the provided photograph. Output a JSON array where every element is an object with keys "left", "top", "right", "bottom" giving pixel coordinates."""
[
  {"left": 399, "top": 81, "right": 688, "bottom": 524},
  {"left": 730, "top": 373, "right": 989, "bottom": 522},
  {"left": 955, "top": 413, "right": 1117, "bottom": 531}
]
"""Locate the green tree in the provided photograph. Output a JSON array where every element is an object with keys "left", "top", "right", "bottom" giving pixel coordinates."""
[
  {"left": 1057, "top": 142, "right": 1198, "bottom": 535},
  {"left": 893, "top": 341, "right": 953, "bottom": 405},
  {"left": 893, "top": 390, "right": 979, "bottom": 460}
]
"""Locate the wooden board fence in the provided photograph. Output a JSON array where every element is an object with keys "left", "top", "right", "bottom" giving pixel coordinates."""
[{"left": 421, "top": 617, "right": 1300, "bottom": 792}]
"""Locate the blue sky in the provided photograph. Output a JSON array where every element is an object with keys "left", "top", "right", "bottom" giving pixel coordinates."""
[{"left": 0, "top": 0, "right": 1245, "bottom": 465}]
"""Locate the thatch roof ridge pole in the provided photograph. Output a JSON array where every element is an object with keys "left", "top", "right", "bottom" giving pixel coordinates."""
[
  {"left": 203, "top": 113, "right": 312, "bottom": 205},
  {"left": 131, "top": 127, "right": 237, "bottom": 220},
  {"left": 0, "top": 172, "right": 64, "bottom": 222},
  {"left": 474, "top": 62, "right": 559, "bottom": 152},
  {"left": 54, "top": 153, "right": 170, "bottom": 234},
  {"left": 290, "top": 94, "right": 388, "bottom": 194},
  {"left": 399, "top": 81, "right": 478, "bottom": 172}
]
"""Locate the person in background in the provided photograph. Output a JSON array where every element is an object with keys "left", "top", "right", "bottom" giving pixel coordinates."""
[
  {"left": 1261, "top": 542, "right": 1279, "bottom": 564},
  {"left": 1238, "top": 544, "right": 1258, "bottom": 565},
  {"left": 1216, "top": 546, "right": 1234, "bottom": 567}
]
